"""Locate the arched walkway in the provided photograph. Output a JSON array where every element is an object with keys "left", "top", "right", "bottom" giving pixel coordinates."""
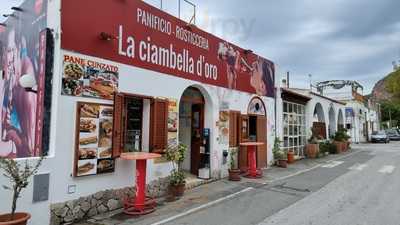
[
  {"left": 312, "top": 103, "right": 326, "bottom": 139},
  {"left": 338, "top": 109, "right": 344, "bottom": 130},
  {"left": 328, "top": 106, "right": 336, "bottom": 138}
]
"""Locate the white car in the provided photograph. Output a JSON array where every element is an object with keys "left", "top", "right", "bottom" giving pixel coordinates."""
[{"left": 371, "top": 131, "right": 390, "bottom": 143}]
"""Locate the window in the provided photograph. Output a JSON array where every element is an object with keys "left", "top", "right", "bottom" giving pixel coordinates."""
[
  {"left": 112, "top": 93, "right": 168, "bottom": 157},
  {"left": 282, "top": 101, "right": 306, "bottom": 157},
  {"left": 124, "top": 98, "right": 143, "bottom": 152}
]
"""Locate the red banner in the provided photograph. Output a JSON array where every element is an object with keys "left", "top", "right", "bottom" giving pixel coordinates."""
[{"left": 61, "top": 0, "right": 275, "bottom": 97}]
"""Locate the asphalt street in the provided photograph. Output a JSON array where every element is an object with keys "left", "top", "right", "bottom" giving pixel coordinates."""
[{"left": 159, "top": 143, "right": 399, "bottom": 225}]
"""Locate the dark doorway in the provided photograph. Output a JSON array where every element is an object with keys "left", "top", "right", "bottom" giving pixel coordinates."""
[
  {"left": 191, "top": 104, "right": 204, "bottom": 175},
  {"left": 179, "top": 87, "right": 205, "bottom": 176}
]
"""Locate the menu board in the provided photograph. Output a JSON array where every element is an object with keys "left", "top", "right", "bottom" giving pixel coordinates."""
[
  {"left": 62, "top": 54, "right": 119, "bottom": 100},
  {"left": 74, "top": 102, "right": 115, "bottom": 177}
]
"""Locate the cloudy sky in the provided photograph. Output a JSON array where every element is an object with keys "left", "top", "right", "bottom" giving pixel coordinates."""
[{"left": 2, "top": 0, "right": 399, "bottom": 94}]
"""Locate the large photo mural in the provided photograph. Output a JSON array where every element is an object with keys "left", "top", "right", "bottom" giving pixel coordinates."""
[{"left": 0, "top": 0, "right": 48, "bottom": 158}]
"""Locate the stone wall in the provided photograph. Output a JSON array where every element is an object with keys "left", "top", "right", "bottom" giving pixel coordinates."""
[{"left": 49, "top": 177, "right": 169, "bottom": 225}]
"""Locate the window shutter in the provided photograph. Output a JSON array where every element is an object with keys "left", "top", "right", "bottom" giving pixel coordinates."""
[
  {"left": 150, "top": 98, "right": 168, "bottom": 152},
  {"left": 256, "top": 116, "right": 267, "bottom": 168},
  {"left": 229, "top": 111, "right": 239, "bottom": 147},
  {"left": 112, "top": 93, "right": 124, "bottom": 158}
]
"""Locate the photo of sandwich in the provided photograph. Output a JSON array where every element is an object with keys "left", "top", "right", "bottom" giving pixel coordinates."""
[
  {"left": 100, "top": 107, "right": 113, "bottom": 118},
  {"left": 80, "top": 118, "right": 97, "bottom": 133},
  {"left": 77, "top": 159, "right": 97, "bottom": 176},
  {"left": 81, "top": 104, "right": 99, "bottom": 118},
  {"left": 79, "top": 136, "right": 98, "bottom": 146},
  {"left": 98, "top": 148, "right": 112, "bottom": 159},
  {"left": 78, "top": 148, "right": 97, "bottom": 160},
  {"left": 88, "top": 79, "right": 116, "bottom": 100},
  {"left": 98, "top": 119, "right": 112, "bottom": 147},
  {"left": 97, "top": 159, "right": 114, "bottom": 174}
]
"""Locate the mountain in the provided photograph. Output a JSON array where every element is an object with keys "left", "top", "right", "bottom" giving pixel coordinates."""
[{"left": 372, "top": 69, "right": 400, "bottom": 103}]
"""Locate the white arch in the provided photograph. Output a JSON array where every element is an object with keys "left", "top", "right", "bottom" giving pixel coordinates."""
[
  {"left": 328, "top": 106, "right": 336, "bottom": 138},
  {"left": 337, "top": 109, "right": 344, "bottom": 129},
  {"left": 313, "top": 103, "right": 325, "bottom": 123},
  {"left": 178, "top": 84, "right": 215, "bottom": 175}
]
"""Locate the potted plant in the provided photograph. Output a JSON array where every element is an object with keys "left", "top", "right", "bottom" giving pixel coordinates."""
[
  {"left": 165, "top": 144, "right": 187, "bottom": 199},
  {"left": 0, "top": 156, "right": 44, "bottom": 225},
  {"left": 228, "top": 148, "right": 241, "bottom": 181},
  {"left": 272, "top": 138, "right": 287, "bottom": 168},
  {"left": 333, "top": 128, "right": 350, "bottom": 153},
  {"left": 287, "top": 148, "right": 295, "bottom": 164},
  {"left": 276, "top": 150, "right": 287, "bottom": 168},
  {"left": 306, "top": 127, "right": 319, "bottom": 159}
]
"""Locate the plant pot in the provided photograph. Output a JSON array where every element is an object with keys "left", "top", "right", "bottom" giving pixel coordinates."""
[
  {"left": 333, "top": 141, "right": 343, "bottom": 154},
  {"left": 169, "top": 183, "right": 185, "bottom": 198},
  {"left": 228, "top": 169, "right": 241, "bottom": 181},
  {"left": 287, "top": 151, "right": 295, "bottom": 164},
  {"left": 0, "top": 213, "right": 31, "bottom": 225},
  {"left": 306, "top": 144, "right": 319, "bottom": 159},
  {"left": 278, "top": 159, "right": 287, "bottom": 168}
]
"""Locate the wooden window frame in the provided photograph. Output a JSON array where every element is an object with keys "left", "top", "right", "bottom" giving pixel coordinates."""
[{"left": 113, "top": 92, "right": 170, "bottom": 157}]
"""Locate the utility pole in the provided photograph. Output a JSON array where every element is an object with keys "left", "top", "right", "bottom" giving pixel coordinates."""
[{"left": 389, "top": 108, "right": 392, "bottom": 129}]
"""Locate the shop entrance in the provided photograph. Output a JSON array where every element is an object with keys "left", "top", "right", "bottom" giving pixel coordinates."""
[
  {"left": 238, "top": 115, "right": 267, "bottom": 171},
  {"left": 237, "top": 97, "right": 268, "bottom": 172},
  {"left": 179, "top": 87, "right": 205, "bottom": 176}
]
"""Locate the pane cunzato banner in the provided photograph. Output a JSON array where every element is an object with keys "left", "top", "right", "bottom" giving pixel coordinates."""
[{"left": 61, "top": 0, "right": 275, "bottom": 98}]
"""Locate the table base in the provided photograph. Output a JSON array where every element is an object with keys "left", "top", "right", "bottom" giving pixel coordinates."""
[
  {"left": 244, "top": 169, "right": 263, "bottom": 179},
  {"left": 123, "top": 196, "right": 157, "bottom": 216}
]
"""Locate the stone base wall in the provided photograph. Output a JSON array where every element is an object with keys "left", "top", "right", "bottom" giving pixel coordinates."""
[{"left": 50, "top": 177, "right": 169, "bottom": 225}]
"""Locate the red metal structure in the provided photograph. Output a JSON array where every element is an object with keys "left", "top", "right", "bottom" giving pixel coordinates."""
[
  {"left": 120, "top": 152, "right": 161, "bottom": 215},
  {"left": 240, "top": 142, "right": 265, "bottom": 179}
]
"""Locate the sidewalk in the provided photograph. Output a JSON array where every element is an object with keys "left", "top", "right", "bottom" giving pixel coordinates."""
[{"left": 76, "top": 147, "right": 362, "bottom": 225}]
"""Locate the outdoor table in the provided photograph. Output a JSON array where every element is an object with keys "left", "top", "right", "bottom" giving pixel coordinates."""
[
  {"left": 239, "top": 142, "right": 265, "bottom": 179},
  {"left": 120, "top": 152, "right": 161, "bottom": 215}
]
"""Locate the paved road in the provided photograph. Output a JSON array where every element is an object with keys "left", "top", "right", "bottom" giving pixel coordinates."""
[{"left": 158, "top": 143, "right": 400, "bottom": 225}]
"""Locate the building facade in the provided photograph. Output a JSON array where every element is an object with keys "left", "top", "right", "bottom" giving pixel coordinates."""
[
  {"left": 317, "top": 80, "right": 380, "bottom": 143},
  {"left": 0, "top": 0, "right": 276, "bottom": 224}
]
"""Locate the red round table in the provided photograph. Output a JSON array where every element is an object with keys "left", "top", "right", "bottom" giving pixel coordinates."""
[
  {"left": 120, "top": 152, "right": 161, "bottom": 215},
  {"left": 240, "top": 142, "right": 265, "bottom": 179}
]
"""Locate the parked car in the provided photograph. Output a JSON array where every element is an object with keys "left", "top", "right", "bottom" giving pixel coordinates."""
[
  {"left": 386, "top": 129, "right": 400, "bottom": 141},
  {"left": 371, "top": 131, "right": 390, "bottom": 143}
]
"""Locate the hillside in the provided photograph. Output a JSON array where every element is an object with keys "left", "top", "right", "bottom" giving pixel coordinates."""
[{"left": 372, "top": 69, "right": 400, "bottom": 103}]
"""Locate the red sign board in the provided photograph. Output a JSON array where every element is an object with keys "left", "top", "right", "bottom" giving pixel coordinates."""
[{"left": 61, "top": 0, "right": 275, "bottom": 97}]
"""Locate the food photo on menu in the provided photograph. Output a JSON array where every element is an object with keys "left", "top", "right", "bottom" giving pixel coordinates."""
[
  {"left": 77, "top": 159, "right": 97, "bottom": 176},
  {"left": 97, "top": 159, "right": 115, "bottom": 174},
  {"left": 98, "top": 119, "right": 112, "bottom": 148},
  {"left": 80, "top": 104, "right": 100, "bottom": 118},
  {"left": 62, "top": 60, "right": 119, "bottom": 100},
  {"left": 100, "top": 106, "right": 113, "bottom": 118},
  {"left": 80, "top": 118, "right": 97, "bottom": 133},
  {"left": 62, "top": 62, "right": 85, "bottom": 96},
  {"left": 84, "top": 67, "right": 118, "bottom": 100},
  {"left": 98, "top": 147, "right": 112, "bottom": 159},
  {"left": 78, "top": 148, "right": 97, "bottom": 160}
]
